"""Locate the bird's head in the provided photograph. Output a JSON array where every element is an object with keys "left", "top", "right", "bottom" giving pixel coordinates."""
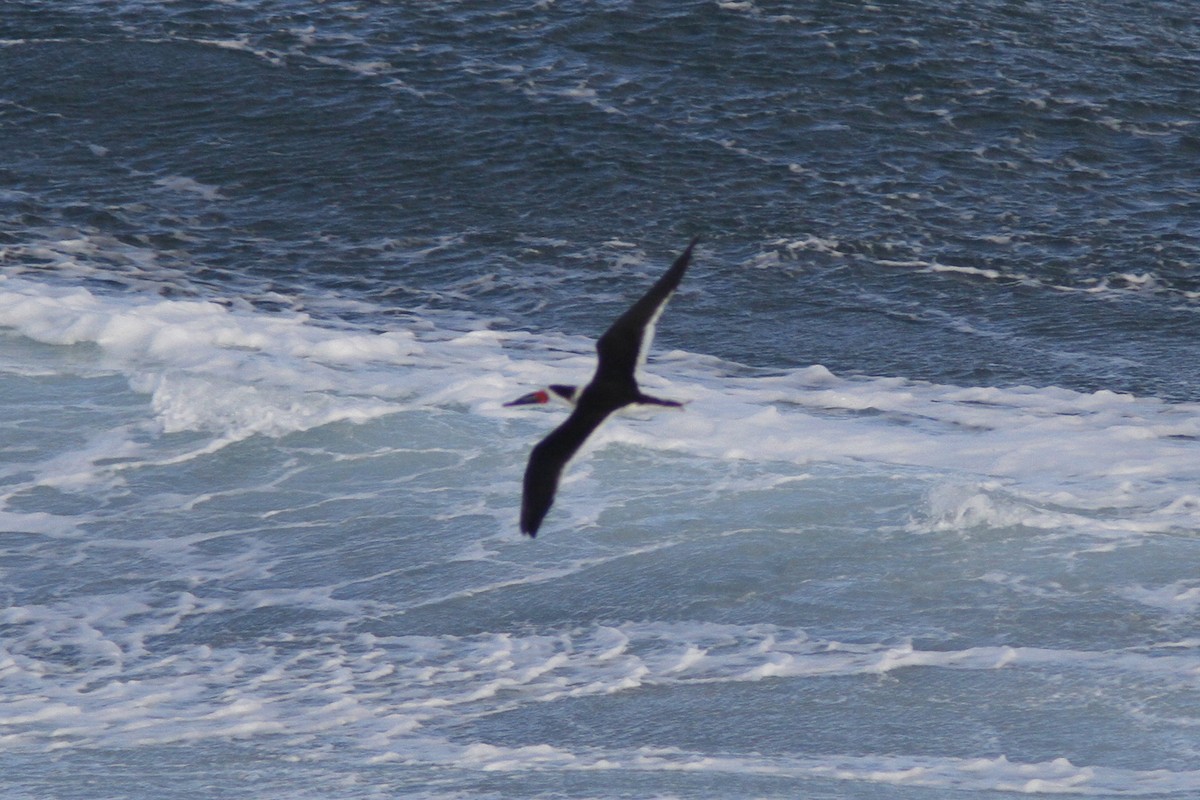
[{"left": 504, "top": 384, "right": 579, "bottom": 407}]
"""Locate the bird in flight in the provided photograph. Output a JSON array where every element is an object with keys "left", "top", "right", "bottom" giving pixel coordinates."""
[{"left": 506, "top": 238, "right": 698, "bottom": 536}]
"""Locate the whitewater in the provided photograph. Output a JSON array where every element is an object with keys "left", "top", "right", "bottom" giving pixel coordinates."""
[
  {"left": 4, "top": 0, "right": 1200, "bottom": 797},
  {"left": 3, "top": 268, "right": 1200, "bottom": 797}
]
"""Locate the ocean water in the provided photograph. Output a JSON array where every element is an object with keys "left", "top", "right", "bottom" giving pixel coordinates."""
[{"left": 3, "top": 1, "right": 1200, "bottom": 798}]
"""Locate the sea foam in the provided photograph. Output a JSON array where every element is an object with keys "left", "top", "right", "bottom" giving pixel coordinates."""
[{"left": 3, "top": 274, "right": 1199, "bottom": 540}]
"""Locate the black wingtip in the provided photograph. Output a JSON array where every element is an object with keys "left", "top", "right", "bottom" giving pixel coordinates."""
[
  {"left": 673, "top": 236, "right": 700, "bottom": 272},
  {"left": 520, "top": 509, "right": 542, "bottom": 537}
]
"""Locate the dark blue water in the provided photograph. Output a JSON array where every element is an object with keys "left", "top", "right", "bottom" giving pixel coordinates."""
[
  {"left": 5, "top": 0, "right": 1200, "bottom": 394},
  {"left": 3, "top": 2, "right": 1200, "bottom": 798}
]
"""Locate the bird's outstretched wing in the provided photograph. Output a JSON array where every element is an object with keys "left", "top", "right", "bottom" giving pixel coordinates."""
[
  {"left": 518, "top": 238, "right": 698, "bottom": 537},
  {"left": 594, "top": 237, "right": 697, "bottom": 384},
  {"left": 520, "top": 404, "right": 614, "bottom": 536}
]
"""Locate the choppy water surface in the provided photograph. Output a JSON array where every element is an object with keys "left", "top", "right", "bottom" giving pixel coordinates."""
[{"left": 2, "top": 1, "right": 1200, "bottom": 798}]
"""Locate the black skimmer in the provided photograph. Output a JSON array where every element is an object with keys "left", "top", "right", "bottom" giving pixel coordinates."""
[{"left": 507, "top": 238, "right": 698, "bottom": 537}]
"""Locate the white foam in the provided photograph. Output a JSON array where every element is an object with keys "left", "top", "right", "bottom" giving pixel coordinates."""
[
  {"left": 0, "top": 276, "right": 420, "bottom": 441},
  {"left": 2, "top": 274, "right": 1199, "bottom": 538},
  {"left": 431, "top": 746, "right": 1200, "bottom": 795},
  {"left": 153, "top": 175, "right": 225, "bottom": 201},
  {"left": 6, "top": 602, "right": 1194, "bottom": 763},
  {"left": 1121, "top": 582, "right": 1200, "bottom": 617}
]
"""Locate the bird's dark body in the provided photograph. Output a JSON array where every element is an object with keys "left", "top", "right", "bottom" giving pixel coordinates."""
[{"left": 518, "top": 239, "right": 697, "bottom": 536}]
